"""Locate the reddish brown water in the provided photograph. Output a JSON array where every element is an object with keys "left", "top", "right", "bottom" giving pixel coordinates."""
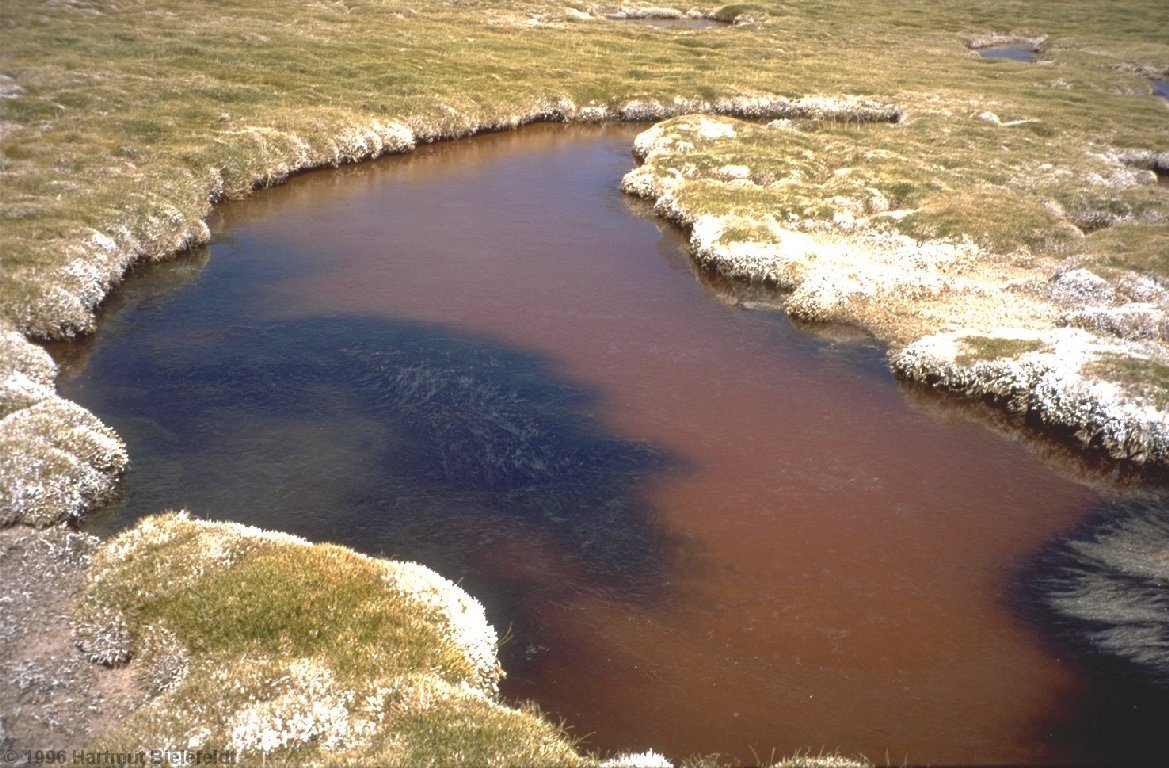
[{"left": 59, "top": 124, "right": 1164, "bottom": 764}]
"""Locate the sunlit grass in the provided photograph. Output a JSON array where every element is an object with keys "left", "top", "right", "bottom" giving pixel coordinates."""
[
  {"left": 75, "top": 512, "right": 876, "bottom": 766},
  {"left": 956, "top": 335, "right": 1049, "bottom": 366},
  {"left": 76, "top": 512, "right": 585, "bottom": 765}
]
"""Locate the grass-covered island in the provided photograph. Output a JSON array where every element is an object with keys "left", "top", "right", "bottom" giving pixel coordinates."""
[{"left": 1, "top": 0, "right": 1167, "bottom": 764}]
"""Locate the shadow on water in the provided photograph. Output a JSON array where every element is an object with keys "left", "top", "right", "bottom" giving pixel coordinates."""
[{"left": 54, "top": 258, "right": 684, "bottom": 613}]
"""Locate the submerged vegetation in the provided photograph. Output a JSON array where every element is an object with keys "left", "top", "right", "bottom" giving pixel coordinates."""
[
  {"left": 1, "top": 0, "right": 1167, "bottom": 762},
  {"left": 1032, "top": 496, "right": 1169, "bottom": 686}
]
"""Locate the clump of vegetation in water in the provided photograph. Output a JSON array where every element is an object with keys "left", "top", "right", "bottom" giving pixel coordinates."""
[{"left": 1032, "top": 496, "right": 1169, "bottom": 687}]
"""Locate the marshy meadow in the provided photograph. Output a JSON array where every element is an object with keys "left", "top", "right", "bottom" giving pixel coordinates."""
[{"left": 2, "top": 2, "right": 1168, "bottom": 766}]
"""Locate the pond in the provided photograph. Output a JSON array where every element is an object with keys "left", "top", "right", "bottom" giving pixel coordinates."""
[
  {"left": 54, "top": 123, "right": 1168, "bottom": 764},
  {"left": 612, "top": 17, "right": 726, "bottom": 30},
  {"left": 976, "top": 44, "right": 1039, "bottom": 63}
]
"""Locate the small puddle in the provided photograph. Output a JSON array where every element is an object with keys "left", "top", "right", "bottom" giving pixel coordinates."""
[
  {"left": 612, "top": 16, "right": 725, "bottom": 30},
  {"left": 52, "top": 124, "right": 1169, "bottom": 765},
  {"left": 1153, "top": 78, "right": 1169, "bottom": 100},
  {"left": 976, "top": 44, "right": 1039, "bottom": 62}
]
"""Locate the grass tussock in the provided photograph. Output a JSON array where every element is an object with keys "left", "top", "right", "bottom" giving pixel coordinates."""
[
  {"left": 0, "top": 322, "right": 127, "bottom": 526},
  {"left": 956, "top": 335, "right": 1049, "bottom": 365},
  {"left": 74, "top": 512, "right": 584, "bottom": 766},
  {"left": 71, "top": 512, "right": 872, "bottom": 767}
]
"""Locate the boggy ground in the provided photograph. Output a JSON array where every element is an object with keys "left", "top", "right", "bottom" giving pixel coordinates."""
[{"left": 1, "top": 0, "right": 1167, "bottom": 763}]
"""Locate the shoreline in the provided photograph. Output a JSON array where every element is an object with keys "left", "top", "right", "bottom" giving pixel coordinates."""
[
  {"left": 3, "top": 1, "right": 1166, "bottom": 527},
  {"left": 0, "top": 104, "right": 1165, "bottom": 767},
  {"left": 620, "top": 114, "right": 1168, "bottom": 469},
  {"left": 4, "top": 105, "right": 1165, "bottom": 533}
]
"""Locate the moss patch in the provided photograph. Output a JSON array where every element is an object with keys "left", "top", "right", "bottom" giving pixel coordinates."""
[
  {"left": 1087, "top": 352, "right": 1169, "bottom": 409},
  {"left": 956, "top": 335, "right": 1048, "bottom": 366}
]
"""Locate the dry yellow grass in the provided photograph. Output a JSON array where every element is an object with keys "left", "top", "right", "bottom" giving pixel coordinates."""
[{"left": 2, "top": 1, "right": 1166, "bottom": 338}]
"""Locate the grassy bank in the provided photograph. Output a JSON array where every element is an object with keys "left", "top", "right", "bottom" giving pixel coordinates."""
[
  {"left": 2, "top": 2, "right": 1166, "bottom": 472},
  {"left": 50, "top": 512, "right": 868, "bottom": 767},
  {"left": 2, "top": 1, "right": 1166, "bottom": 336},
  {"left": 72, "top": 512, "right": 584, "bottom": 766}
]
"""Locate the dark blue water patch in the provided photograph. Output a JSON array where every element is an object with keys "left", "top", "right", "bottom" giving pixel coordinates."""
[
  {"left": 977, "top": 44, "right": 1039, "bottom": 63},
  {"left": 62, "top": 309, "right": 683, "bottom": 598},
  {"left": 1153, "top": 79, "right": 1169, "bottom": 100}
]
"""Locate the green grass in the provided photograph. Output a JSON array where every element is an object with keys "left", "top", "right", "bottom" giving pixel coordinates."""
[
  {"left": 711, "top": 4, "right": 771, "bottom": 23},
  {"left": 956, "top": 335, "right": 1048, "bottom": 365},
  {"left": 74, "top": 512, "right": 876, "bottom": 767},
  {"left": 76, "top": 512, "right": 585, "bottom": 766},
  {"left": 1087, "top": 352, "right": 1169, "bottom": 408},
  {"left": 1084, "top": 221, "right": 1169, "bottom": 280}
]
